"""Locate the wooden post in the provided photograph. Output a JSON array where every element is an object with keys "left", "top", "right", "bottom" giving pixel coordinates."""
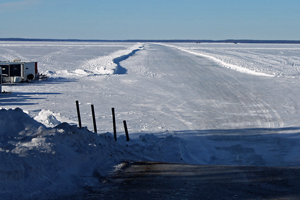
[
  {"left": 112, "top": 108, "right": 117, "bottom": 141},
  {"left": 76, "top": 100, "right": 82, "bottom": 128},
  {"left": 91, "top": 104, "right": 97, "bottom": 133},
  {"left": 123, "top": 120, "right": 130, "bottom": 141}
]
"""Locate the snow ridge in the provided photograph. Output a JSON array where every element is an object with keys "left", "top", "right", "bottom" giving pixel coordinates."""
[
  {"left": 79, "top": 43, "right": 144, "bottom": 76},
  {"left": 0, "top": 108, "right": 183, "bottom": 200},
  {"left": 159, "top": 43, "right": 274, "bottom": 77},
  {"left": 41, "top": 43, "right": 144, "bottom": 78}
]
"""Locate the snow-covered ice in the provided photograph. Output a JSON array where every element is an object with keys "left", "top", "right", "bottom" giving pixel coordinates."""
[
  {"left": 164, "top": 43, "right": 300, "bottom": 78},
  {"left": 1, "top": 41, "right": 300, "bottom": 199},
  {"left": 0, "top": 108, "right": 183, "bottom": 199}
]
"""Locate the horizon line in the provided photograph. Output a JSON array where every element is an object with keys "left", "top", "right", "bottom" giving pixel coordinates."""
[{"left": 1, "top": 38, "right": 300, "bottom": 44}]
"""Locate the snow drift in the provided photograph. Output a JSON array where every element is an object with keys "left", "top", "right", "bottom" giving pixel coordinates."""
[
  {"left": 0, "top": 108, "right": 183, "bottom": 200},
  {"left": 1, "top": 108, "right": 300, "bottom": 199},
  {"left": 160, "top": 43, "right": 300, "bottom": 78},
  {"left": 43, "top": 43, "right": 144, "bottom": 78}
]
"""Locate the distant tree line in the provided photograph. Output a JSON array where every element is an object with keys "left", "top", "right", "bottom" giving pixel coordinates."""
[{"left": 1, "top": 38, "right": 300, "bottom": 44}]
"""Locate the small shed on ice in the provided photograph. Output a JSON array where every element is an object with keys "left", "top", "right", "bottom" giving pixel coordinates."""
[{"left": 0, "top": 59, "right": 39, "bottom": 83}]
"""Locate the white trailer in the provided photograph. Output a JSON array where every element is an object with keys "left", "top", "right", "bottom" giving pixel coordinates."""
[{"left": 0, "top": 59, "right": 39, "bottom": 83}]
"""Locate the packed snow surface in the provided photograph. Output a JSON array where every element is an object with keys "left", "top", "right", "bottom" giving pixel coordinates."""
[
  {"left": 163, "top": 43, "right": 300, "bottom": 78},
  {"left": 1, "top": 41, "right": 300, "bottom": 199}
]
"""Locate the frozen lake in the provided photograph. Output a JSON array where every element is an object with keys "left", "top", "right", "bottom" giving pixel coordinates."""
[
  {"left": 2, "top": 42, "right": 300, "bottom": 130},
  {"left": 1, "top": 41, "right": 300, "bottom": 199},
  {"left": 1, "top": 41, "right": 300, "bottom": 167}
]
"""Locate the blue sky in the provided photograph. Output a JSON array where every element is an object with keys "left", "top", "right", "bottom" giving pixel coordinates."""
[{"left": 0, "top": 0, "right": 299, "bottom": 40}]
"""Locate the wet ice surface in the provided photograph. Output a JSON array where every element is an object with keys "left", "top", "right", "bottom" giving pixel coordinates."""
[{"left": 1, "top": 41, "right": 300, "bottom": 199}]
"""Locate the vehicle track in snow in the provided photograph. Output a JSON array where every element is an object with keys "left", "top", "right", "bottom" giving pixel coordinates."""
[
  {"left": 121, "top": 43, "right": 285, "bottom": 131},
  {"left": 169, "top": 43, "right": 300, "bottom": 78},
  {"left": 1, "top": 42, "right": 300, "bottom": 168},
  {"left": 0, "top": 48, "right": 27, "bottom": 61},
  {"left": 0, "top": 42, "right": 295, "bottom": 132}
]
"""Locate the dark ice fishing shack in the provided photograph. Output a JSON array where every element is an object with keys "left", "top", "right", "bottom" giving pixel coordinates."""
[{"left": 0, "top": 59, "right": 39, "bottom": 83}]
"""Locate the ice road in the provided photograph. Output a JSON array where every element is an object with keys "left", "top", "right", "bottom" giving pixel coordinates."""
[{"left": 1, "top": 42, "right": 300, "bottom": 166}]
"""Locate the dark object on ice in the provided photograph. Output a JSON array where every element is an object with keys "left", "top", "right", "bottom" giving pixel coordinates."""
[
  {"left": 76, "top": 100, "right": 82, "bottom": 128},
  {"left": 0, "top": 59, "right": 39, "bottom": 84},
  {"left": 123, "top": 120, "right": 130, "bottom": 141},
  {"left": 112, "top": 107, "right": 117, "bottom": 141},
  {"left": 91, "top": 104, "right": 97, "bottom": 133}
]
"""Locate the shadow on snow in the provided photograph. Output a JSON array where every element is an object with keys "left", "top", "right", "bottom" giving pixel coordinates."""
[
  {"left": 113, "top": 49, "right": 141, "bottom": 74},
  {"left": 127, "top": 127, "right": 300, "bottom": 167},
  {"left": 0, "top": 92, "right": 61, "bottom": 106}
]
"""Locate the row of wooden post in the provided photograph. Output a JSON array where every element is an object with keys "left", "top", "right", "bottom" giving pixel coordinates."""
[{"left": 76, "top": 100, "right": 130, "bottom": 141}]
